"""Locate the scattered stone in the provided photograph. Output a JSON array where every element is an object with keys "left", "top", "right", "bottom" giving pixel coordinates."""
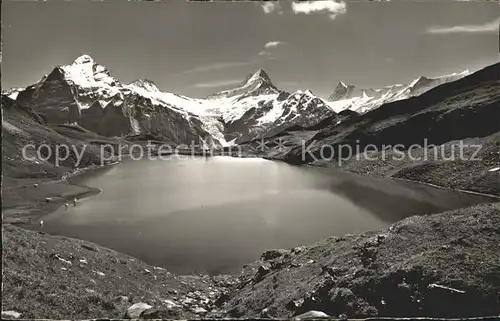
[
  {"left": 292, "top": 246, "right": 306, "bottom": 254},
  {"left": 192, "top": 307, "right": 208, "bottom": 314},
  {"left": 214, "top": 292, "right": 230, "bottom": 306},
  {"left": 181, "top": 297, "right": 195, "bottom": 306},
  {"left": 85, "top": 288, "right": 96, "bottom": 294},
  {"left": 254, "top": 265, "right": 271, "bottom": 282},
  {"left": 50, "top": 253, "right": 72, "bottom": 265},
  {"left": 79, "top": 258, "right": 87, "bottom": 264},
  {"left": 115, "top": 296, "right": 130, "bottom": 304},
  {"left": 328, "top": 288, "right": 356, "bottom": 307},
  {"left": 140, "top": 308, "right": 180, "bottom": 319},
  {"left": 261, "top": 249, "right": 288, "bottom": 261},
  {"left": 288, "top": 298, "right": 305, "bottom": 309},
  {"left": 144, "top": 268, "right": 151, "bottom": 273},
  {"left": 2, "top": 310, "right": 22, "bottom": 319},
  {"left": 126, "top": 302, "right": 152, "bottom": 319},
  {"left": 92, "top": 270, "right": 105, "bottom": 277},
  {"left": 163, "top": 299, "right": 177, "bottom": 309},
  {"left": 428, "top": 283, "right": 465, "bottom": 294},
  {"left": 81, "top": 244, "right": 98, "bottom": 252},
  {"left": 293, "top": 310, "right": 329, "bottom": 320}
]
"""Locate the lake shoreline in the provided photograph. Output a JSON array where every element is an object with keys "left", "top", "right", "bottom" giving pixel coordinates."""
[
  {"left": 4, "top": 153, "right": 498, "bottom": 227},
  {"left": 2, "top": 162, "right": 119, "bottom": 225}
]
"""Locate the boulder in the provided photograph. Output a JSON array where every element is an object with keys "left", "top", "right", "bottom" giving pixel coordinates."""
[
  {"left": 1, "top": 311, "right": 22, "bottom": 319},
  {"left": 293, "top": 310, "right": 329, "bottom": 320},
  {"left": 261, "top": 249, "right": 288, "bottom": 261},
  {"left": 126, "top": 302, "right": 152, "bottom": 319},
  {"left": 254, "top": 265, "right": 271, "bottom": 282}
]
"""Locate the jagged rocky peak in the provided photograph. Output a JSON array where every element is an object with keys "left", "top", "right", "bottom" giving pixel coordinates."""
[
  {"left": 207, "top": 68, "right": 279, "bottom": 99},
  {"left": 238, "top": 69, "right": 275, "bottom": 92},
  {"left": 244, "top": 69, "right": 272, "bottom": 84},
  {"left": 328, "top": 81, "right": 364, "bottom": 101}
]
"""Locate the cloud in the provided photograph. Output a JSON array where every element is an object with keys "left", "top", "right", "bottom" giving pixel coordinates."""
[
  {"left": 193, "top": 79, "right": 242, "bottom": 88},
  {"left": 181, "top": 61, "right": 252, "bottom": 74},
  {"left": 261, "top": 2, "right": 283, "bottom": 14},
  {"left": 259, "top": 41, "right": 284, "bottom": 57},
  {"left": 264, "top": 41, "right": 283, "bottom": 49},
  {"left": 291, "top": 0, "right": 347, "bottom": 20},
  {"left": 427, "top": 18, "right": 499, "bottom": 34}
]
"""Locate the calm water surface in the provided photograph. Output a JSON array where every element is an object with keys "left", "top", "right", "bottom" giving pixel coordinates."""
[{"left": 40, "top": 156, "right": 492, "bottom": 274}]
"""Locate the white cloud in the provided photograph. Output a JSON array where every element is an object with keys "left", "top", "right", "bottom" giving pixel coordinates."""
[
  {"left": 427, "top": 18, "right": 499, "bottom": 34},
  {"left": 261, "top": 2, "right": 282, "bottom": 14},
  {"left": 193, "top": 79, "right": 242, "bottom": 88},
  {"left": 291, "top": 0, "right": 347, "bottom": 20},
  {"left": 181, "top": 61, "right": 252, "bottom": 74},
  {"left": 258, "top": 41, "right": 284, "bottom": 57},
  {"left": 264, "top": 41, "right": 283, "bottom": 49}
]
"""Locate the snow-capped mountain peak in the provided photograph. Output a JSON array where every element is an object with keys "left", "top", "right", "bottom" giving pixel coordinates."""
[
  {"left": 207, "top": 68, "right": 279, "bottom": 100},
  {"left": 327, "top": 69, "right": 471, "bottom": 113},
  {"left": 128, "top": 79, "right": 160, "bottom": 92},
  {"left": 242, "top": 69, "right": 272, "bottom": 86},
  {"left": 59, "top": 54, "right": 117, "bottom": 89},
  {"left": 73, "top": 54, "right": 94, "bottom": 65}
]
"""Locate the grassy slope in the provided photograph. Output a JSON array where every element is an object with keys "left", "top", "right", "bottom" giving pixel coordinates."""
[
  {"left": 221, "top": 203, "right": 500, "bottom": 319},
  {"left": 316, "top": 132, "right": 500, "bottom": 197},
  {"left": 2, "top": 224, "right": 234, "bottom": 319}
]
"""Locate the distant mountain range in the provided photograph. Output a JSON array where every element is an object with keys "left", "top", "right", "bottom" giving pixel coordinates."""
[
  {"left": 4, "top": 55, "right": 471, "bottom": 145},
  {"left": 327, "top": 70, "right": 470, "bottom": 113}
]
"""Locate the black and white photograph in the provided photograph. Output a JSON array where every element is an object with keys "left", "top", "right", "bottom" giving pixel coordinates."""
[{"left": 1, "top": 0, "right": 500, "bottom": 319}]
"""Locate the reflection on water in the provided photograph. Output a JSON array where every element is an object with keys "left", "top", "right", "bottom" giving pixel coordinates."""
[{"left": 39, "top": 157, "right": 493, "bottom": 275}]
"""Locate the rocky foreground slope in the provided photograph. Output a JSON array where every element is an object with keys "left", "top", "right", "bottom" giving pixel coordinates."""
[
  {"left": 219, "top": 202, "right": 500, "bottom": 319},
  {"left": 2, "top": 224, "right": 236, "bottom": 319}
]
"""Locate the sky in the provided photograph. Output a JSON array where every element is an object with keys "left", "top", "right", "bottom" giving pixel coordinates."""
[{"left": 2, "top": 0, "right": 499, "bottom": 98}]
